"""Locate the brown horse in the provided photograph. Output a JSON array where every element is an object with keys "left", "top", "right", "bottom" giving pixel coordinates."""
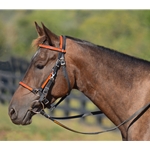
[{"left": 8, "top": 22, "right": 150, "bottom": 140}]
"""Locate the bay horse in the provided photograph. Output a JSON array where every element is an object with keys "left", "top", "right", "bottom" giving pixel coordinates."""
[{"left": 8, "top": 22, "right": 150, "bottom": 140}]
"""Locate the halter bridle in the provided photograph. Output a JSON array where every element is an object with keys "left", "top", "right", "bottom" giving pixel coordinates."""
[
  {"left": 19, "top": 35, "right": 71, "bottom": 108},
  {"left": 19, "top": 35, "right": 150, "bottom": 136}
]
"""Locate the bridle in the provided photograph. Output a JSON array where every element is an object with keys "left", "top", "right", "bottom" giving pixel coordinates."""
[
  {"left": 19, "top": 35, "right": 150, "bottom": 136},
  {"left": 19, "top": 35, "right": 71, "bottom": 108}
]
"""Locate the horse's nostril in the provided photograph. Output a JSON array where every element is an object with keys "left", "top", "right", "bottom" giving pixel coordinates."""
[{"left": 9, "top": 108, "right": 17, "bottom": 120}]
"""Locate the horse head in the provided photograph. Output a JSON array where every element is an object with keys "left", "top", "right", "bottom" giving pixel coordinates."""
[{"left": 8, "top": 22, "right": 75, "bottom": 125}]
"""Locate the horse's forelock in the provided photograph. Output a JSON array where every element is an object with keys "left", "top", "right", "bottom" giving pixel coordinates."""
[{"left": 32, "top": 35, "right": 46, "bottom": 48}]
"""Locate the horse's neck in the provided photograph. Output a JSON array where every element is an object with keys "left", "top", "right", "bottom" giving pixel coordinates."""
[{"left": 69, "top": 41, "right": 150, "bottom": 137}]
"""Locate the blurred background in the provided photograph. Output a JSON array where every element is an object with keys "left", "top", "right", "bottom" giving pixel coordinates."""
[{"left": 0, "top": 10, "right": 150, "bottom": 141}]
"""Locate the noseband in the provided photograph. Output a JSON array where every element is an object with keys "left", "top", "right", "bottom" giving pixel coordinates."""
[{"left": 19, "top": 35, "right": 71, "bottom": 108}]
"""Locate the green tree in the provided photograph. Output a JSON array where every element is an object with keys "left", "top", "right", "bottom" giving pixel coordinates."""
[{"left": 0, "top": 20, "right": 6, "bottom": 60}]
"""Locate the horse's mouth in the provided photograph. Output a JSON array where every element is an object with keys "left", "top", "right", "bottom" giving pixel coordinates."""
[{"left": 22, "top": 100, "right": 44, "bottom": 125}]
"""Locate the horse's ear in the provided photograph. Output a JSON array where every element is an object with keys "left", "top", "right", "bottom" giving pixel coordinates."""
[
  {"left": 35, "top": 22, "right": 44, "bottom": 36},
  {"left": 41, "top": 22, "right": 59, "bottom": 46}
]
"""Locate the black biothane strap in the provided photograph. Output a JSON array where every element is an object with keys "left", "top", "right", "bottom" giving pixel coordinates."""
[
  {"left": 40, "top": 102, "right": 150, "bottom": 135},
  {"left": 51, "top": 111, "right": 103, "bottom": 120}
]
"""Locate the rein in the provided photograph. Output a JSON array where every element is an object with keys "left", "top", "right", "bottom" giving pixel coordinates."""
[
  {"left": 19, "top": 35, "right": 150, "bottom": 135},
  {"left": 40, "top": 102, "right": 150, "bottom": 135}
]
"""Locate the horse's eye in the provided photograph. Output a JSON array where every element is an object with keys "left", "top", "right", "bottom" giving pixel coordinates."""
[{"left": 36, "top": 64, "right": 44, "bottom": 69}]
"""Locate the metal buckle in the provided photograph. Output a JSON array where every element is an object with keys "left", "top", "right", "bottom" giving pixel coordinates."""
[
  {"left": 42, "top": 98, "right": 49, "bottom": 105},
  {"left": 55, "top": 60, "right": 61, "bottom": 67},
  {"left": 32, "top": 88, "right": 40, "bottom": 95},
  {"left": 60, "top": 56, "right": 66, "bottom": 66}
]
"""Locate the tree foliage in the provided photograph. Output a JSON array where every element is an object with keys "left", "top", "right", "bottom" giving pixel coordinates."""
[{"left": 0, "top": 10, "right": 150, "bottom": 61}]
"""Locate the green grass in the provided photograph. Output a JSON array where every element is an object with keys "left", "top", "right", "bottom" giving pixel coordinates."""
[{"left": 0, "top": 104, "right": 121, "bottom": 141}]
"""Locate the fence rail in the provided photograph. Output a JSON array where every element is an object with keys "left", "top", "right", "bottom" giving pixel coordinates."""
[{"left": 0, "top": 57, "right": 29, "bottom": 103}]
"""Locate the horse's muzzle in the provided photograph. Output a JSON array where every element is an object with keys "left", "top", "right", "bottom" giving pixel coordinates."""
[
  {"left": 8, "top": 100, "right": 43, "bottom": 125},
  {"left": 9, "top": 106, "right": 33, "bottom": 125}
]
